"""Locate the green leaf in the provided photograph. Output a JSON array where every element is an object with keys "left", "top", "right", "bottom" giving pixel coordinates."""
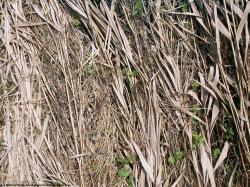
[
  {"left": 192, "top": 131, "right": 204, "bottom": 147},
  {"left": 116, "top": 155, "right": 136, "bottom": 165},
  {"left": 127, "top": 174, "right": 134, "bottom": 187},
  {"left": 168, "top": 151, "right": 185, "bottom": 164},
  {"left": 184, "top": 21, "right": 192, "bottom": 29},
  {"left": 191, "top": 81, "right": 200, "bottom": 91},
  {"left": 175, "top": 151, "right": 185, "bottom": 160},
  {"left": 181, "top": 2, "right": 188, "bottom": 12},
  {"left": 72, "top": 18, "right": 81, "bottom": 26},
  {"left": 213, "top": 148, "right": 221, "bottom": 158},
  {"left": 116, "top": 157, "right": 130, "bottom": 165},
  {"left": 84, "top": 64, "right": 94, "bottom": 76},
  {"left": 117, "top": 168, "right": 131, "bottom": 177},
  {"left": 133, "top": 0, "right": 143, "bottom": 16},
  {"left": 70, "top": 15, "right": 81, "bottom": 27},
  {"left": 168, "top": 155, "right": 176, "bottom": 164},
  {"left": 90, "top": 164, "right": 98, "bottom": 172},
  {"left": 127, "top": 155, "right": 136, "bottom": 163},
  {"left": 225, "top": 126, "right": 234, "bottom": 141}
]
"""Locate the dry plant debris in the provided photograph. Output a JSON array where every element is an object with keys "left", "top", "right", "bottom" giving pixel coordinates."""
[{"left": 0, "top": 0, "right": 249, "bottom": 186}]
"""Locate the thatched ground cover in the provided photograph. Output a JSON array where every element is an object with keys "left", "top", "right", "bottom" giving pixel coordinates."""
[{"left": 0, "top": 0, "right": 249, "bottom": 186}]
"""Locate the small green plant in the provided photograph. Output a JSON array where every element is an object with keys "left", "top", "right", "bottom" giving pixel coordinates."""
[
  {"left": 133, "top": 0, "right": 143, "bottom": 16},
  {"left": 181, "top": 1, "right": 189, "bottom": 12},
  {"left": 191, "top": 81, "right": 200, "bottom": 91},
  {"left": 116, "top": 155, "right": 136, "bottom": 165},
  {"left": 71, "top": 16, "right": 81, "bottom": 27},
  {"left": 117, "top": 168, "right": 133, "bottom": 187},
  {"left": 225, "top": 124, "right": 234, "bottom": 141},
  {"left": 190, "top": 105, "right": 201, "bottom": 126},
  {"left": 84, "top": 63, "right": 94, "bottom": 76},
  {"left": 168, "top": 151, "right": 185, "bottom": 164},
  {"left": 212, "top": 148, "right": 221, "bottom": 158},
  {"left": 184, "top": 21, "right": 192, "bottom": 29},
  {"left": 116, "top": 155, "right": 136, "bottom": 187},
  {"left": 127, "top": 174, "right": 133, "bottom": 187},
  {"left": 90, "top": 164, "right": 98, "bottom": 172},
  {"left": 192, "top": 131, "right": 204, "bottom": 147},
  {"left": 117, "top": 168, "right": 131, "bottom": 177},
  {"left": 224, "top": 163, "right": 233, "bottom": 175}
]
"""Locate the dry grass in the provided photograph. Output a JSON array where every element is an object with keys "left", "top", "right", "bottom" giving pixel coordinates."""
[{"left": 0, "top": 0, "right": 249, "bottom": 186}]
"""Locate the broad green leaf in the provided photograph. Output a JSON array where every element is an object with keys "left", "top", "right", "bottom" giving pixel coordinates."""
[
  {"left": 181, "top": 2, "right": 188, "bottom": 12},
  {"left": 168, "top": 156, "right": 175, "bottom": 164},
  {"left": 84, "top": 64, "right": 94, "bottom": 76},
  {"left": 116, "top": 157, "right": 130, "bottom": 165},
  {"left": 192, "top": 131, "right": 204, "bottom": 147},
  {"left": 127, "top": 174, "right": 134, "bottom": 187},
  {"left": 213, "top": 148, "right": 221, "bottom": 158},
  {"left": 117, "top": 168, "right": 131, "bottom": 177},
  {"left": 175, "top": 151, "right": 185, "bottom": 160},
  {"left": 127, "top": 155, "right": 136, "bottom": 162},
  {"left": 168, "top": 151, "right": 185, "bottom": 164},
  {"left": 225, "top": 127, "right": 234, "bottom": 141},
  {"left": 133, "top": 0, "right": 143, "bottom": 16},
  {"left": 116, "top": 155, "right": 136, "bottom": 165},
  {"left": 191, "top": 81, "right": 200, "bottom": 91}
]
